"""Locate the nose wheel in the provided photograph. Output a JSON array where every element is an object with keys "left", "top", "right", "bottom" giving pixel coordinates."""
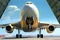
[
  {"left": 16, "top": 28, "right": 22, "bottom": 38},
  {"left": 37, "top": 28, "right": 43, "bottom": 38}
]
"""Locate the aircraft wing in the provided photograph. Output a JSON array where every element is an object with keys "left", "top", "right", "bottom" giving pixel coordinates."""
[
  {"left": 0, "top": 0, "right": 10, "bottom": 19},
  {"left": 38, "top": 22, "right": 60, "bottom": 29},
  {"left": 0, "top": 21, "right": 21, "bottom": 29},
  {"left": 47, "top": 0, "right": 60, "bottom": 23}
]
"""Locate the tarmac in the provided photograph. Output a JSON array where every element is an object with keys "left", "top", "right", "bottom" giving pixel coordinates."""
[{"left": 0, "top": 36, "right": 60, "bottom": 40}]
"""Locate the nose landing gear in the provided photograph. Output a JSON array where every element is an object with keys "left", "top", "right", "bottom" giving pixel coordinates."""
[
  {"left": 26, "top": 17, "right": 34, "bottom": 31},
  {"left": 28, "top": 24, "right": 32, "bottom": 31}
]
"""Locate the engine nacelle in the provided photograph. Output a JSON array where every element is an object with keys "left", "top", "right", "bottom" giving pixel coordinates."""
[
  {"left": 6, "top": 24, "right": 14, "bottom": 33},
  {"left": 46, "top": 25, "right": 55, "bottom": 33}
]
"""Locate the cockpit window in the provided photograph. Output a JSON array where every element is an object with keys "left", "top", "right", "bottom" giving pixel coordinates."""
[
  {"left": 26, "top": 3, "right": 29, "bottom": 4},
  {"left": 26, "top": 2, "right": 32, "bottom": 4}
]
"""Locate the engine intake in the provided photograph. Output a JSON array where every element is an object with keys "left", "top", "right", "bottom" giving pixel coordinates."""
[
  {"left": 46, "top": 25, "right": 55, "bottom": 33},
  {"left": 6, "top": 24, "right": 14, "bottom": 33},
  {"left": 49, "top": 25, "right": 54, "bottom": 31}
]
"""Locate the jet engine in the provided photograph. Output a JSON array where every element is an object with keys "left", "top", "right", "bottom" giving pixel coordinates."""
[
  {"left": 46, "top": 25, "right": 55, "bottom": 33},
  {"left": 6, "top": 24, "right": 14, "bottom": 33}
]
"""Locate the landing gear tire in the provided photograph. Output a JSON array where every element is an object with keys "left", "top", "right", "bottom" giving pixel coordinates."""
[
  {"left": 16, "top": 34, "right": 22, "bottom": 38},
  {"left": 20, "top": 34, "right": 22, "bottom": 38},
  {"left": 37, "top": 34, "right": 40, "bottom": 38},
  {"left": 40, "top": 34, "right": 43, "bottom": 38},
  {"left": 37, "top": 34, "right": 43, "bottom": 38},
  {"left": 16, "top": 34, "right": 19, "bottom": 38}
]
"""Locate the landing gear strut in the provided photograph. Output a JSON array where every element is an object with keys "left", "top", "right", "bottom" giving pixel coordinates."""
[
  {"left": 37, "top": 28, "right": 43, "bottom": 38},
  {"left": 16, "top": 28, "right": 22, "bottom": 38},
  {"left": 28, "top": 24, "right": 32, "bottom": 30}
]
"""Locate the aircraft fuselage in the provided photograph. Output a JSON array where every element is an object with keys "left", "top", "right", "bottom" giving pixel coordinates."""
[{"left": 20, "top": 2, "right": 39, "bottom": 32}]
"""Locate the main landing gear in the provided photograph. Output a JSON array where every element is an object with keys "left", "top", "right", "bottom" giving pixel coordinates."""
[
  {"left": 16, "top": 28, "right": 43, "bottom": 38},
  {"left": 37, "top": 28, "right": 43, "bottom": 38},
  {"left": 16, "top": 29, "right": 22, "bottom": 38}
]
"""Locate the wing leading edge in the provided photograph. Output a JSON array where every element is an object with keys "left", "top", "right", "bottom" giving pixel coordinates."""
[
  {"left": 0, "top": 21, "right": 21, "bottom": 29},
  {"left": 38, "top": 22, "right": 60, "bottom": 29},
  {"left": 47, "top": 0, "right": 60, "bottom": 23},
  {"left": 0, "top": 0, "right": 10, "bottom": 18}
]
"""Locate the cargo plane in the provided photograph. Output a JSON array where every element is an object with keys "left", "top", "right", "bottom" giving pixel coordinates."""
[{"left": 0, "top": 0, "right": 60, "bottom": 38}]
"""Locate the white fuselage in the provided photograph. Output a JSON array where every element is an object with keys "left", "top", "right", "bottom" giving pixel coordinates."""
[{"left": 20, "top": 2, "right": 39, "bottom": 32}]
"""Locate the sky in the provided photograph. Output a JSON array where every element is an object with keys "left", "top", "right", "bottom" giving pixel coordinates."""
[{"left": 0, "top": 0, "right": 60, "bottom": 37}]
